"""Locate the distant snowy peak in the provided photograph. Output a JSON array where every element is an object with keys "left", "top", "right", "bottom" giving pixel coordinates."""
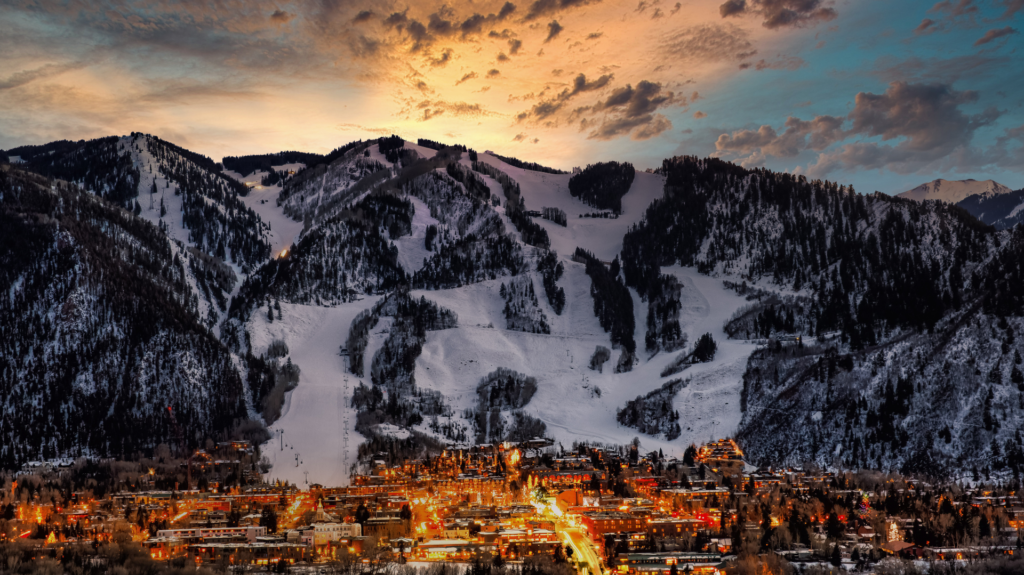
[{"left": 898, "top": 178, "right": 1012, "bottom": 204}]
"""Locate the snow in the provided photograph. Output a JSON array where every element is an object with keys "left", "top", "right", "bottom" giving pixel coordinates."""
[
  {"left": 403, "top": 265, "right": 756, "bottom": 457},
  {"left": 237, "top": 183, "right": 305, "bottom": 258},
  {"left": 246, "top": 298, "right": 380, "bottom": 487},
  {"left": 220, "top": 163, "right": 307, "bottom": 257},
  {"left": 897, "top": 179, "right": 1012, "bottom": 204},
  {"left": 469, "top": 153, "right": 664, "bottom": 261},
  {"left": 393, "top": 196, "right": 441, "bottom": 274}
]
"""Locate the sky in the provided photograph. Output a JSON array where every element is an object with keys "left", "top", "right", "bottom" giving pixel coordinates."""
[{"left": 1, "top": 0, "right": 1023, "bottom": 194}]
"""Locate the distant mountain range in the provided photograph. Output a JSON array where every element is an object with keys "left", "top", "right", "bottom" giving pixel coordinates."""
[
  {"left": 898, "top": 178, "right": 1024, "bottom": 230},
  {"left": 3, "top": 135, "right": 1024, "bottom": 482}
]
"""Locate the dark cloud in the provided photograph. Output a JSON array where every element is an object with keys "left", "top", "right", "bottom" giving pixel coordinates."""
[
  {"left": 498, "top": 52, "right": 510, "bottom": 61},
  {"left": 546, "top": 21, "right": 564, "bottom": 42},
  {"left": 513, "top": 132, "right": 528, "bottom": 141},
  {"left": 594, "top": 81, "right": 674, "bottom": 118},
  {"left": 719, "top": 0, "right": 837, "bottom": 29},
  {"left": 429, "top": 48, "right": 453, "bottom": 67},
  {"left": 516, "top": 72, "right": 614, "bottom": 121},
  {"left": 716, "top": 81, "right": 1004, "bottom": 175},
  {"left": 270, "top": 10, "right": 295, "bottom": 24},
  {"left": 352, "top": 10, "right": 375, "bottom": 23},
  {"left": 456, "top": 72, "right": 478, "bottom": 85},
  {"left": 509, "top": 38, "right": 523, "bottom": 54},
  {"left": 720, "top": 0, "right": 746, "bottom": 17},
  {"left": 670, "top": 2, "right": 682, "bottom": 15},
  {"left": 586, "top": 32, "right": 603, "bottom": 39},
  {"left": 525, "top": 0, "right": 600, "bottom": 21},
  {"left": 488, "top": 68, "right": 501, "bottom": 77},
  {"left": 587, "top": 113, "right": 672, "bottom": 140},
  {"left": 974, "top": 27, "right": 1018, "bottom": 46}
]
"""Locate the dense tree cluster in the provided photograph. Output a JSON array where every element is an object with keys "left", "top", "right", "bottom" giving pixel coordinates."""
[
  {"left": 445, "top": 161, "right": 491, "bottom": 203},
  {"left": 568, "top": 161, "right": 636, "bottom": 214},
  {"left": 537, "top": 251, "right": 566, "bottom": 315},
  {"left": 0, "top": 167, "right": 250, "bottom": 467},
  {"left": 477, "top": 368, "right": 538, "bottom": 410},
  {"left": 379, "top": 134, "right": 405, "bottom": 163},
  {"left": 617, "top": 379, "right": 685, "bottom": 440},
  {"left": 501, "top": 276, "right": 551, "bottom": 334},
  {"left": 222, "top": 151, "right": 324, "bottom": 177},
  {"left": 574, "top": 248, "right": 636, "bottom": 367},
  {"left": 645, "top": 275, "right": 684, "bottom": 353},
  {"left": 417, "top": 138, "right": 468, "bottom": 152},
  {"left": 541, "top": 207, "right": 567, "bottom": 226},
  {"left": 490, "top": 153, "right": 567, "bottom": 174}
]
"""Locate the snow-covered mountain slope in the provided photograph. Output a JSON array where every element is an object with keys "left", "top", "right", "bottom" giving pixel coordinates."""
[
  {"left": 957, "top": 187, "right": 1024, "bottom": 230},
  {"left": 470, "top": 152, "right": 664, "bottom": 261},
  {"left": 898, "top": 178, "right": 1012, "bottom": 204}
]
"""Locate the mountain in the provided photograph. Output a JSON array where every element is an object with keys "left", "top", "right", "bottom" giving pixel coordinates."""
[
  {"left": 4, "top": 133, "right": 1024, "bottom": 483},
  {"left": 897, "top": 178, "right": 1012, "bottom": 204},
  {"left": 0, "top": 164, "right": 257, "bottom": 467},
  {"left": 957, "top": 187, "right": 1024, "bottom": 230}
]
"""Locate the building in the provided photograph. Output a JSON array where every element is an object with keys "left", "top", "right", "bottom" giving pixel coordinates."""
[
  {"left": 313, "top": 523, "right": 362, "bottom": 546},
  {"left": 580, "top": 512, "right": 646, "bottom": 538},
  {"left": 156, "top": 526, "right": 267, "bottom": 544}
]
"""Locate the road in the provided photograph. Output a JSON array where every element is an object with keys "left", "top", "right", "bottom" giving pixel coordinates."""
[{"left": 559, "top": 525, "right": 604, "bottom": 575}]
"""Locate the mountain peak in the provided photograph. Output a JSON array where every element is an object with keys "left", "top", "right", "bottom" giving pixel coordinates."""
[{"left": 897, "top": 178, "right": 1012, "bottom": 204}]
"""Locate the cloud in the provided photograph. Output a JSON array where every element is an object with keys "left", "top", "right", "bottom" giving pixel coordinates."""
[
  {"left": 513, "top": 132, "right": 528, "bottom": 141},
  {"left": 1001, "top": 0, "right": 1024, "bottom": 19},
  {"left": 509, "top": 38, "right": 523, "bottom": 54},
  {"left": 488, "top": 68, "right": 501, "bottom": 77},
  {"left": 498, "top": 52, "right": 510, "bottom": 61},
  {"left": 352, "top": 10, "right": 375, "bottom": 23},
  {"left": 661, "top": 24, "right": 755, "bottom": 66},
  {"left": 516, "top": 72, "right": 614, "bottom": 121},
  {"left": 715, "top": 81, "right": 1003, "bottom": 175},
  {"left": 719, "top": 0, "right": 837, "bottom": 29},
  {"left": 429, "top": 48, "right": 454, "bottom": 67},
  {"left": 974, "top": 27, "right": 1018, "bottom": 46},
  {"left": 753, "top": 56, "right": 806, "bottom": 70},
  {"left": 586, "top": 32, "right": 603, "bottom": 39},
  {"left": 525, "top": 0, "right": 600, "bottom": 21},
  {"left": 546, "top": 21, "right": 564, "bottom": 42},
  {"left": 914, "top": 18, "right": 936, "bottom": 35},
  {"left": 456, "top": 72, "right": 478, "bottom": 85},
  {"left": 693, "top": 111, "right": 707, "bottom": 119},
  {"left": 269, "top": 10, "right": 295, "bottom": 24},
  {"left": 417, "top": 99, "right": 491, "bottom": 121},
  {"left": 587, "top": 113, "right": 672, "bottom": 140},
  {"left": 0, "top": 61, "right": 89, "bottom": 91}
]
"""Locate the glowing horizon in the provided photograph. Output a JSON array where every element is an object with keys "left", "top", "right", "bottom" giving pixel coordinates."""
[{"left": 2, "top": 0, "right": 1023, "bottom": 193}]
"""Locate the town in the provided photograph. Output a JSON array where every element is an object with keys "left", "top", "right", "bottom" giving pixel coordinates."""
[{"left": 2, "top": 438, "right": 1023, "bottom": 574}]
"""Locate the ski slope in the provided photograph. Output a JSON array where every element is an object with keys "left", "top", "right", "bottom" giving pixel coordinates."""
[
  {"left": 246, "top": 298, "right": 380, "bottom": 487},
  {"left": 250, "top": 153, "right": 760, "bottom": 482}
]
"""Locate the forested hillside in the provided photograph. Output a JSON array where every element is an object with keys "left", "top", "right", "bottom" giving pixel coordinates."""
[{"left": 0, "top": 166, "right": 253, "bottom": 467}]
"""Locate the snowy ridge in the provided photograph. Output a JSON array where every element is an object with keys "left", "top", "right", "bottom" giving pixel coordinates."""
[{"left": 897, "top": 178, "right": 1012, "bottom": 204}]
